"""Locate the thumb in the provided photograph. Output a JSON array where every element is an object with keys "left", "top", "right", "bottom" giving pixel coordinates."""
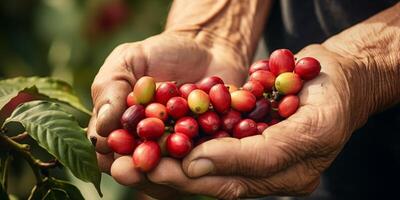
[
  {"left": 91, "top": 43, "right": 146, "bottom": 136},
  {"left": 182, "top": 107, "right": 316, "bottom": 178}
]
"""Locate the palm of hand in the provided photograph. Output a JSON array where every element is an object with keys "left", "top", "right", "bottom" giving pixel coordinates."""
[{"left": 143, "top": 45, "right": 356, "bottom": 199}]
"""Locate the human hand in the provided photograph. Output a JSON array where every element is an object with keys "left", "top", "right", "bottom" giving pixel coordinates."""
[
  {"left": 87, "top": 32, "right": 246, "bottom": 199},
  {"left": 135, "top": 44, "right": 366, "bottom": 199}
]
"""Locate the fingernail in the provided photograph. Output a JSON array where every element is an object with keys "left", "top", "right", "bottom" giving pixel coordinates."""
[
  {"left": 97, "top": 104, "right": 111, "bottom": 119},
  {"left": 188, "top": 159, "right": 215, "bottom": 177}
]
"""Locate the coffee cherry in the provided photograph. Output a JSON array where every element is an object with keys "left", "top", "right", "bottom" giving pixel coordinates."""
[
  {"left": 132, "top": 141, "right": 161, "bottom": 172},
  {"left": 134, "top": 76, "right": 156, "bottom": 105},
  {"left": 174, "top": 116, "right": 199, "bottom": 138},
  {"left": 121, "top": 105, "right": 145, "bottom": 133},
  {"left": 294, "top": 57, "right": 321, "bottom": 80},
  {"left": 166, "top": 133, "right": 192, "bottom": 158},
  {"left": 198, "top": 111, "right": 221, "bottom": 135},
  {"left": 197, "top": 76, "right": 224, "bottom": 93},
  {"left": 231, "top": 90, "right": 256, "bottom": 112},
  {"left": 233, "top": 119, "right": 258, "bottom": 139},
  {"left": 256, "top": 122, "right": 269, "bottom": 134},
  {"left": 179, "top": 83, "right": 198, "bottom": 99},
  {"left": 268, "top": 119, "right": 281, "bottom": 126},
  {"left": 275, "top": 72, "right": 303, "bottom": 95},
  {"left": 269, "top": 49, "right": 295, "bottom": 76},
  {"left": 225, "top": 84, "right": 238, "bottom": 93},
  {"left": 213, "top": 130, "right": 230, "bottom": 138},
  {"left": 209, "top": 84, "right": 231, "bottom": 114},
  {"left": 137, "top": 118, "right": 165, "bottom": 140},
  {"left": 278, "top": 95, "right": 299, "bottom": 118},
  {"left": 126, "top": 92, "right": 138, "bottom": 107},
  {"left": 221, "top": 110, "right": 242, "bottom": 132},
  {"left": 166, "top": 97, "right": 189, "bottom": 119},
  {"left": 242, "top": 80, "right": 264, "bottom": 98},
  {"left": 155, "top": 82, "right": 180, "bottom": 105},
  {"left": 188, "top": 89, "right": 210, "bottom": 114},
  {"left": 247, "top": 98, "right": 270, "bottom": 122},
  {"left": 107, "top": 129, "right": 136, "bottom": 155},
  {"left": 249, "top": 70, "right": 276, "bottom": 91},
  {"left": 249, "top": 59, "right": 269, "bottom": 74},
  {"left": 145, "top": 103, "right": 168, "bottom": 121}
]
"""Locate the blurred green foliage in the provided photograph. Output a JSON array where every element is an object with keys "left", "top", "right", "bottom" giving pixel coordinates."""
[{"left": 0, "top": 0, "right": 214, "bottom": 199}]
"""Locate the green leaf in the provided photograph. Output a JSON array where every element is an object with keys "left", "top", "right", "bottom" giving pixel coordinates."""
[
  {"left": 4, "top": 101, "right": 102, "bottom": 196},
  {"left": 29, "top": 178, "right": 84, "bottom": 200},
  {"left": 0, "top": 76, "right": 91, "bottom": 115}
]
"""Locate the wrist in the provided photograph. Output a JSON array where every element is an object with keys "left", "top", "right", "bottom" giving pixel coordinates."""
[{"left": 322, "top": 39, "right": 400, "bottom": 132}]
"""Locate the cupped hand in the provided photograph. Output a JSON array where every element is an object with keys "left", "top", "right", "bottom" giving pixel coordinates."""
[
  {"left": 140, "top": 44, "right": 361, "bottom": 199},
  {"left": 87, "top": 32, "right": 246, "bottom": 199}
]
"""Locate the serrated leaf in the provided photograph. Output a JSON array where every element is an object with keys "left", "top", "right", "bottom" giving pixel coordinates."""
[
  {"left": 4, "top": 101, "right": 102, "bottom": 196},
  {"left": 29, "top": 178, "right": 84, "bottom": 200},
  {"left": 0, "top": 76, "right": 91, "bottom": 115}
]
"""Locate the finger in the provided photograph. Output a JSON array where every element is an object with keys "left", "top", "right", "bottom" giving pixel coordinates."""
[
  {"left": 87, "top": 114, "right": 111, "bottom": 154},
  {"left": 91, "top": 44, "right": 146, "bottom": 137},
  {"left": 148, "top": 157, "right": 321, "bottom": 199},
  {"left": 111, "top": 156, "right": 183, "bottom": 200},
  {"left": 148, "top": 158, "right": 241, "bottom": 199},
  {"left": 97, "top": 152, "right": 114, "bottom": 174},
  {"left": 182, "top": 106, "right": 323, "bottom": 178}
]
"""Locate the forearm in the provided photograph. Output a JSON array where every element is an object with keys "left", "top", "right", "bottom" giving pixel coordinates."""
[
  {"left": 164, "top": 0, "right": 272, "bottom": 67},
  {"left": 323, "top": 3, "right": 400, "bottom": 129}
]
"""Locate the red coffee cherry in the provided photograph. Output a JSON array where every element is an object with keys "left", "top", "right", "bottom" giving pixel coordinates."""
[
  {"left": 249, "top": 70, "right": 276, "bottom": 92},
  {"left": 233, "top": 119, "right": 258, "bottom": 139},
  {"left": 278, "top": 95, "right": 300, "bottom": 118},
  {"left": 166, "top": 97, "right": 189, "bottom": 119},
  {"left": 256, "top": 122, "right": 269, "bottom": 134},
  {"left": 137, "top": 117, "right": 165, "bottom": 140},
  {"left": 179, "top": 83, "right": 198, "bottom": 99},
  {"left": 154, "top": 82, "right": 180, "bottom": 105},
  {"left": 166, "top": 133, "right": 193, "bottom": 158},
  {"left": 294, "top": 57, "right": 321, "bottom": 80},
  {"left": 126, "top": 92, "right": 138, "bottom": 107},
  {"left": 249, "top": 59, "right": 269, "bottom": 74},
  {"left": 132, "top": 141, "right": 161, "bottom": 172},
  {"left": 213, "top": 130, "right": 230, "bottom": 138},
  {"left": 242, "top": 80, "right": 264, "bottom": 98},
  {"left": 145, "top": 103, "right": 168, "bottom": 121},
  {"left": 197, "top": 76, "right": 224, "bottom": 93},
  {"left": 198, "top": 111, "right": 221, "bottom": 135},
  {"left": 221, "top": 109, "right": 242, "bottom": 132},
  {"left": 107, "top": 129, "right": 136, "bottom": 155},
  {"left": 209, "top": 84, "right": 231, "bottom": 114},
  {"left": 231, "top": 90, "right": 256, "bottom": 112},
  {"left": 269, "top": 49, "right": 295, "bottom": 76},
  {"left": 174, "top": 116, "right": 199, "bottom": 139}
]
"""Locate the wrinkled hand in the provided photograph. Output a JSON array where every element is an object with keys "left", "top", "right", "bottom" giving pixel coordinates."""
[
  {"left": 125, "top": 44, "right": 361, "bottom": 199},
  {"left": 87, "top": 33, "right": 246, "bottom": 198}
]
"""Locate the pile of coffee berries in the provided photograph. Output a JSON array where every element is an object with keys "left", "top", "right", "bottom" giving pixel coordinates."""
[{"left": 107, "top": 49, "right": 321, "bottom": 172}]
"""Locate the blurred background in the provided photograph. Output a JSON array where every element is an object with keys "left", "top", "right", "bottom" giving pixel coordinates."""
[{"left": 0, "top": 0, "right": 217, "bottom": 199}]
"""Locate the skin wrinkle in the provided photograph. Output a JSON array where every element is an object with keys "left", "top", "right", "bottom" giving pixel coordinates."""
[
  {"left": 166, "top": 0, "right": 270, "bottom": 68},
  {"left": 323, "top": 3, "right": 400, "bottom": 131}
]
